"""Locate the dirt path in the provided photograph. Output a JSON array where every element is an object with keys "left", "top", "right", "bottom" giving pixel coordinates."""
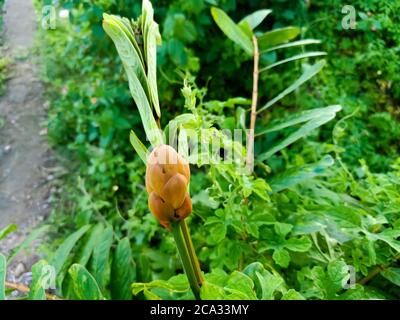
[{"left": 0, "top": 0, "right": 52, "bottom": 276}]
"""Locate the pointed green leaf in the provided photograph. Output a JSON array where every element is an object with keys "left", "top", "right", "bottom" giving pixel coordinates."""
[
  {"left": 129, "top": 130, "right": 148, "bottom": 164},
  {"left": 258, "top": 26, "right": 300, "bottom": 51},
  {"left": 111, "top": 238, "right": 136, "bottom": 300},
  {"left": 381, "top": 268, "right": 400, "bottom": 287},
  {"left": 0, "top": 224, "right": 17, "bottom": 241},
  {"left": 258, "top": 112, "right": 338, "bottom": 162},
  {"left": 239, "top": 9, "right": 272, "bottom": 30},
  {"left": 211, "top": 7, "right": 253, "bottom": 55},
  {"left": 256, "top": 105, "right": 341, "bottom": 136},
  {"left": 262, "top": 39, "right": 321, "bottom": 53},
  {"left": 90, "top": 226, "right": 113, "bottom": 291},
  {"left": 8, "top": 225, "right": 49, "bottom": 263},
  {"left": 258, "top": 60, "right": 326, "bottom": 113},
  {"left": 51, "top": 225, "right": 90, "bottom": 274},
  {"left": 76, "top": 223, "right": 104, "bottom": 267},
  {"left": 269, "top": 155, "right": 335, "bottom": 193},
  {"left": 260, "top": 51, "right": 326, "bottom": 72}
]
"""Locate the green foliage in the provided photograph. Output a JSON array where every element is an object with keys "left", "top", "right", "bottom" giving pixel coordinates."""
[{"left": 16, "top": 0, "right": 399, "bottom": 301}]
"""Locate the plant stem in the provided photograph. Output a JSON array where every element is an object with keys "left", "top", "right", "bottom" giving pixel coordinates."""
[
  {"left": 172, "top": 221, "right": 201, "bottom": 299},
  {"left": 5, "top": 281, "right": 62, "bottom": 300},
  {"left": 246, "top": 35, "right": 259, "bottom": 173},
  {"left": 180, "top": 219, "right": 204, "bottom": 285}
]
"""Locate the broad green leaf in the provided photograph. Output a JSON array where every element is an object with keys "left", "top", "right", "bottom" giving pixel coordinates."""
[
  {"left": 8, "top": 225, "right": 49, "bottom": 263},
  {"left": 51, "top": 225, "right": 90, "bottom": 274},
  {"left": 285, "top": 236, "right": 312, "bottom": 252},
  {"left": 76, "top": 223, "right": 104, "bottom": 266},
  {"left": 90, "top": 226, "right": 113, "bottom": 291},
  {"left": 68, "top": 264, "right": 104, "bottom": 300},
  {"left": 111, "top": 238, "right": 136, "bottom": 300},
  {"left": 255, "top": 271, "right": 284, "bottom": 300},
  {"left": 256, "top": 105, "right": 341, "bottom": 136},
  {"left": 226, "top": 271, "right": 256, "bottom": 299},
  {"left": 238, "top": 9, "right": 272, "bottom": 30},
  {"left": 260, "top": 51, "right": 327, "bottom": 72},
  {"left": 258, "top": 113, "right": 337, "bottom": 162},
  {"left": 0, "top": 254, "right": 5, "bottom": 300},
  {"left": 269, "top": 155, "right": 335, "bottom": 193},
  {"left": 210, "top": 7, "right": 253, "bottom": 55},
  {"left": 381, "top": 268, "right": 400, "bottom": 287},
  {"left": 29, "top": 260, "right": 53, "bottom": 300},
  {"left": 274, "top": 222, "right": 293, "bottom": 237},
  {"left": 272, "top": 248, "right": 290, "bottom": 268},
  {"left": 262, "top": 39, "right": 321, "bottom": 53},
  {"left": 258, "top": 60, "right": 326, "bottom": 113},
  {"left": 281, "top": 289, "right": 305, "bottom": 300},
  {"left": 129, "top": 130, "right": 148, "bottom": 164},
  {"left": 200, "top": 281, "right": 226, "bottom": 300},
  {"left": 0, "top": 224, "right": 17, "bottom": 240},
  {"left": 258, "top": 26, "right": 300, "bottom": 51},
  {"left": 132, "top": 274, "right": 189, "bottom": 296}
]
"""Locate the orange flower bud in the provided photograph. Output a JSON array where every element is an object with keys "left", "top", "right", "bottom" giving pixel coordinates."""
[{"left": 145, "top": 144, "right": 192, "bottom": 229}]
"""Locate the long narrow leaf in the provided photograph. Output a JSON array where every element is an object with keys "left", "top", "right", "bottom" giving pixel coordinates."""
[
  {"left": 51, "top": 225, "right": 90, "bottom": 275},
  {"left": 262, "top": 39, "right": 321, "bottom": 53},
  {"left": 0, "top": 224, "right": 17, "bottom": 241},
  {"left": 257, "top": 113, "right": 338, "bottom": 162},
  {"left": 129, "top": 130, "right": 148, "bottom": 164},
  {"left": 103, "top": 15, "right": 163, "bottom": 147},
  {"left": 260, "top": 52, "right": 326, "bottom": 72},
  {"left": 111, "top": 238, "right": 136, "bottom": 300},
  {"left": 257, "top": 60, "right": 326, "bottom": 114},
  {"left": 8, "top": 225, "right": 49, "bottom": 263},
  {"left": 269, "top": 155, "right": 335, "bottom": 193},
  {"left": 256, "top": 105, "right": 341, "bottom": 136},
  {"left": 211, "top": 7, "right": 253, "bottom": 55}
]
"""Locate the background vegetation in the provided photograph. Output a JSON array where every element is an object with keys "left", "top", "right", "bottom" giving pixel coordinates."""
[{"left": 1, "top": 0, "right": 399, "bottom": 300}]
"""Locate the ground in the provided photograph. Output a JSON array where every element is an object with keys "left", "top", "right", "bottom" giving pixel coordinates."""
[{"left": 0, "top": 0, "right": 52, "bottom": 281}]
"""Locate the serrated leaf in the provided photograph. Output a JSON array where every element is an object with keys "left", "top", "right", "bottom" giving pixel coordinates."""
[
  {"left": 258, "top": 60, "right": 326, "bottom": 113},
  {"left": 68, "top": 264, "right": 104, "bottom": 300},
  {"left": 273, "top": 248, "right": 290, "bottom": 268},
  {"left": 211, "top": 7, "right": 253, "bottom": 55},
  {"left": 281, "top": 289, "right": 305, "bottom": 300},
  {"left": 226, "top": 271, "right": 256, "bottom": 299},
  {"left": 200, "top": 281, "right": 226, "bottom": 300},
  {"left": 111, "top": 238, "right": 136, "bottom": 300},
  {"left": 285, "top": 236, "right": 312, "bottom": 252}
]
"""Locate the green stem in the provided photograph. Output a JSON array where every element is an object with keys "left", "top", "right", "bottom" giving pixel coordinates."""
[
  {"left": 181, "top": 219, "right": 204, "bottom": 285},
  {"left": 172, "top": 221, "right": 201, "bottom": 299}
]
